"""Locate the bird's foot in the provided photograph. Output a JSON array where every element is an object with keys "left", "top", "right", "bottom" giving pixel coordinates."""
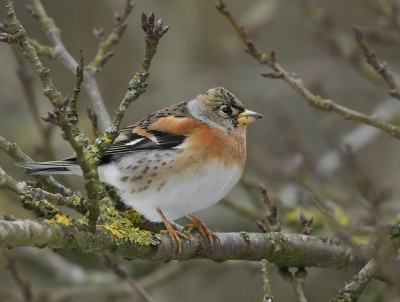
[
  {"left": 184, "top": 215, "right": 219, "bottom": 248},
  {"left": 160, "top": 224, "right": 189, "bottom": 256},
  {"left": 157, "top": 208, "right": 189, "bottom": 257}
]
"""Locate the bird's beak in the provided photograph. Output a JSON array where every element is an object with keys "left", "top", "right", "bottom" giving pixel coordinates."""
[{"left": 237, "top": 110, "right": 263, "bottom": 125}]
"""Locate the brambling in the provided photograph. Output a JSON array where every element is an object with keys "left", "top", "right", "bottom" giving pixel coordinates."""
[{"left": 18, "top": 87, "right": 263, "bottom": 255}]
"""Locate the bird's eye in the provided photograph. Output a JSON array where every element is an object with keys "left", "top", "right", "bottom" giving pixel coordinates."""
[{"left": 221, "top": 106, "right": 232, "bottom": 114}]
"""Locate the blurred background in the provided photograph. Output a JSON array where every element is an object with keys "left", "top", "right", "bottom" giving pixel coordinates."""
[{"left": 1, "top": 0, "right": 400, "bottom": 301}]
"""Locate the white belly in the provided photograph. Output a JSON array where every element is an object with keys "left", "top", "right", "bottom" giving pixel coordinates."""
[{"left": 99, "top": 161, "right": 242, "bottom": 222}]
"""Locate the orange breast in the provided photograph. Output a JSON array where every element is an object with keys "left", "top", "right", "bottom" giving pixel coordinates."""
[{"left": 185, "top": 124, "right": 246, "bottom": 170}]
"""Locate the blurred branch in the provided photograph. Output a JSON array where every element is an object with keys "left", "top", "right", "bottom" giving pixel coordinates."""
[
  {"left": 99, "top": 254, "right": 155, "bottom": 302},
  {"left": 220, "top": 197, "right": 262, "bottom": 221},
  {"left": 332, "top": 240, "right": 398, "bottom": 302},
  {"left": 27, "top": 0, "right": 111, "bottom": 131},
  {"left": 0, "top": 135, "right": 71, "bottom": 196},
  {"left": 278, "top": 267, "right": 308, "bottom": 302},
  {"left": 0, "top": 166, "right": 27, "bottom": 194},
  {"left": 353, "top": 25, "right": 400, "bottom": 100},
  {"left": 215, "top": 0, "right": 400, "bottom": 140},
  {"left": 260, "top": 259, "right": 274, "bottom": 302},
  {"left": 2, "top": 218, "right": 400, "bottom": 284},
  {"left": 341, "top": 146, "right": 392, "bottom": 227},
  {"left": 299, "top": 178, "right": 364, "bottom": 255},
  {"left": 9, "top": 47, "right": 56, "bottom": 160},
  {"left": 271, "top": 105, "right": 317, "bottom": 170},
  {"left": 315, "top": 97, "right": 400, "bottom": 177},
  {"left": 138, "top": 262, "right": 184, "bottom": 289},
  {"left": 3, "top": 248, "right": 32, "bottom": 302},
  {"left": 68, "top": 51, "right": 84, "bottom": 135},
  {"left": 86, "top": 0, "right": 134, "bottom": 74}
]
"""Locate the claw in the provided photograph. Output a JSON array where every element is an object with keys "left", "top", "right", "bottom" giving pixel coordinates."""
[
  {"left": 185, "top": 215, "right": 218, "bottom": 249},
  {"left": 157, "top": 209, "right": 189, "bottom": 257}
]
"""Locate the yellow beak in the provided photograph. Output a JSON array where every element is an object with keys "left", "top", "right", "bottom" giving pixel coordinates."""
[{"left": 237, "top": 110, "right": 263, "bottom": 125}]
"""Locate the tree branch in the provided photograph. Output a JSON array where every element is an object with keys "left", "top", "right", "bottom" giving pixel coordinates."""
[
  {"left": 28, "top": 0, "right": 111, "bottom": 130},
  {"left": 260, "top": 259, "right": 274, "bottom": 302},
  {"left": 278, "top": 267, "right": 308, "bottom": 302},
  {"left": 0, "top": 135, "right": 71, "bottom": 196},
  {"left": 99, "top": 254, "right": 155, "bottom": 302},
  {"left": 353, "top": 25, "right": 400, "bottom": 100},
  {"left": 332, "top": 242, "right": 398, "bottom": 301},
  {"left": 3, "top": 248, "right": 32, "bottom": 302},
  {"left": 92, "top": 12, "right": 169, "bottom": 161},
  {"left": 215, "top": 0, "right": 400, "bottom": 140},
  {"left": 1, "top": 218, "right": 400, "bottom": 279}
]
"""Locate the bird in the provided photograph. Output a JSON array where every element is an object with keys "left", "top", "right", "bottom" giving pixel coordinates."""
[{"left": 18, "top": 87, "right": 263, "bottom": 255}]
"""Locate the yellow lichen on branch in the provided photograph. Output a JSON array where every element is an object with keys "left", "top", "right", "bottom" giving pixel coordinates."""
[
  {"left": 97, "top": 199, "right": 156, "bottom": 245},
  {"left": 44, "top": 213, "right": 73, "bottom": 227}
]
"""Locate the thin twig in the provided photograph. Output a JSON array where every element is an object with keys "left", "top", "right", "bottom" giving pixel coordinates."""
[
  {"left": 92, "top": 12, "right": 169, "bottom": 162},
  {"left": 86, "top": 0, "right": 134, "bottom": 74},
  {"left": 0, "top": 166, "right": 27, "bottom": 194},
  {"left": 215, "top": 0, "right": 400, "bottom": 140},
  {"left": 3, "top": 248, "right": 32, "bottom": 302},
  {"left": 27, "top": 187, "right": 88, "bottom": 215},
  {"left": 28, "top": 0, "right": 111, "bottom": 130},
  {"left": 278, "top": 267, "right": 308, "bottom": 302},
  {"left": 86, "top": 105, "right": 101, "bottom": 138},
  {"left": 340, "top": 146, "right": 392, "bottom": 227},
  {"left": 300, "top": 210, "right": 313, "bottom": 235},
  {"left": 353, "top": 25, "right": 400, "bottom": 100},
  {"left": 99, "top": 254, "right": 155, "bottom": 302},
  {"left": 10, "top": 46, "right": 56, "bottom": 160},
  {"left": 270, "top": 105, "right": 317, "bottom": 170},
  {"left": 259, "top": 183, "right": 281, "bottom": 232},
  {"left": 260, "top": 259, "right": 274, "bottom": 302},
  {"left": 68, "top": 51, "right": 84, "bottom": 135},
  {"left": 299, "top": 178, "right": 366, "bottom": 256},
  {"left": 0, "top": 135, "right": 71, "bottom": 196}
]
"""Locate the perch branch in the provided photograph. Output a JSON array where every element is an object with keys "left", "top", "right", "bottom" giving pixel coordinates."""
[{"left": 2, "top": 218, "right": 400, "bottom": 284}]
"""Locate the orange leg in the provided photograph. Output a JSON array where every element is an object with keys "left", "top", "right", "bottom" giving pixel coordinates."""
[
  {"left": 157, "top": 208, "right": 189, "bottom": 256},
  {"left": 184, "top": 215, "right": 219, "bottom": 247}
]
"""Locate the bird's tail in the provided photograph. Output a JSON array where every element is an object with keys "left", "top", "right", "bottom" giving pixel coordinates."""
[{"left": 16, "top": 156, "right": 81, "bottom": 175}]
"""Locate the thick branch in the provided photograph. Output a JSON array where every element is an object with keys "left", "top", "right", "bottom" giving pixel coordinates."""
[{"left": 1, "top": 219, "right": 399, "bottom": 278}]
